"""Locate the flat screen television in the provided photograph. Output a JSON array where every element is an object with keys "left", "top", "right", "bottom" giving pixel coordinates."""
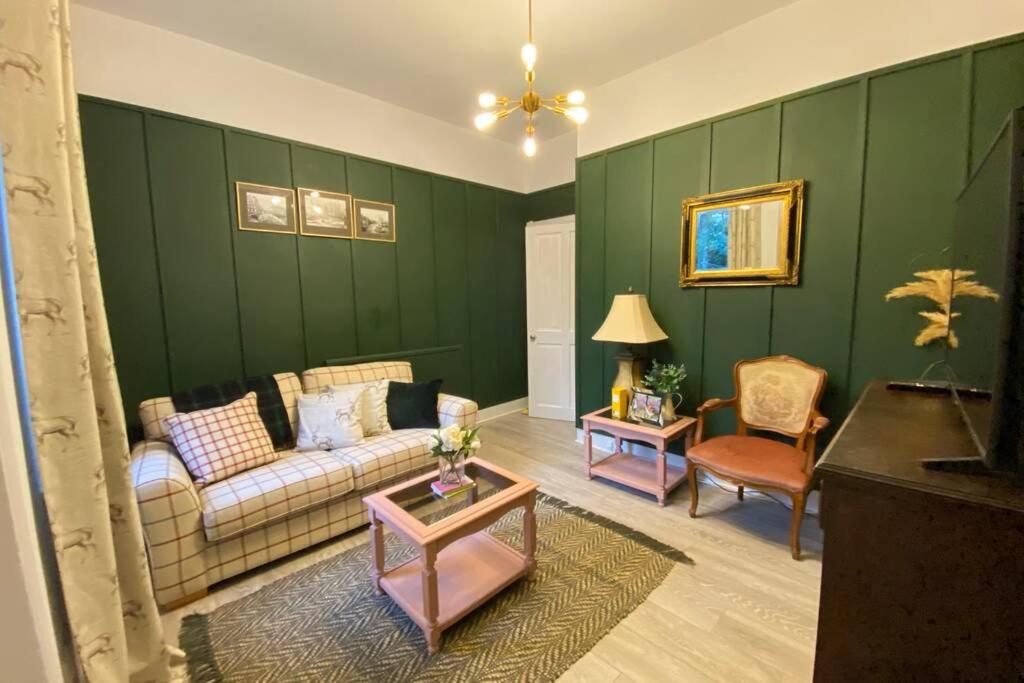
[{"left": 924, "top": 107, "right": 1024, "bottom": 477}]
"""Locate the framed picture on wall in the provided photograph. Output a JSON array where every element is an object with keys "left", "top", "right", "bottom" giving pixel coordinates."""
[
  {"left": 235, "top": 182, "right": 297, "bottom": 234},
  {"left": 353, "top": 199, "right": 396, "bottom": 243},
  {"left": 297, "top": 187, "right": 353, "bottom": 239}
]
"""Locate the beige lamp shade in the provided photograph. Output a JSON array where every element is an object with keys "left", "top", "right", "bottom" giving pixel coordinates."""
[{"left": 592, "top": 293, "right": 668, "bottom": 343}]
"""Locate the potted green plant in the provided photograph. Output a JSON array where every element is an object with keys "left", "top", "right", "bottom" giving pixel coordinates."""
[{"left": 643, "top": 360, "right": 687, "bottom": 424}]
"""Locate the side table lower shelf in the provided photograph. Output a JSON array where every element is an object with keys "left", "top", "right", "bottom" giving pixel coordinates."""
[{"left": 589, "top": 452, "right": 688, "bottom": 503}]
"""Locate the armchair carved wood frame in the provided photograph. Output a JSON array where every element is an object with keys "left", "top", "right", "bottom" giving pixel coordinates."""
[{"left": 686, "top": 355, "right": 829, "bottom": 559}]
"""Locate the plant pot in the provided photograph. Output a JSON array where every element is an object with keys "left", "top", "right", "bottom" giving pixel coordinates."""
[{"left": 438, "top": 451, "right": 466, "bottom": 486}]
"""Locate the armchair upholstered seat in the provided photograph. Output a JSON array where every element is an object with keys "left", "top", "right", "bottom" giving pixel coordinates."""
[{"left": 686, "top": 355, "right": 829, "bottom": 559}]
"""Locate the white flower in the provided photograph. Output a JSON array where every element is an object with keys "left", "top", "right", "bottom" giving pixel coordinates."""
[{"left": 469, "top": 438, "right": 481, "bottom": 451}]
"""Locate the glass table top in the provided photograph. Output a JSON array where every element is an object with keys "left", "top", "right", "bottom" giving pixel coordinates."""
[{"left": 383, "top": 460, "right": 517, "bottom": 528}]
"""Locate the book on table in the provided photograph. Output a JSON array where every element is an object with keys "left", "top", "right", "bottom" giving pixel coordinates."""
[{"left": 431, "top": 475, "right": 476, "bottom": 499}]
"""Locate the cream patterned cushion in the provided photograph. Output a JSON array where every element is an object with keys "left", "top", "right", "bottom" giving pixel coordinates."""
[
  {"left": 166, "top": 392, "right": 278, "bottom": 487},
  {"left": 139, "top": 372, "right": 302, "bottom": 445},
  {"left": 295, "top": 388, "right": 364, "bottom": 451},
  {"left": 325, "top": 379, "right": 391, "bottom": 436},
  {"left": 198, "top": 450, "right": 355, "bottom": 542},
  {"left": 329, "top": 429, "right": 435, "bottom": 490},
  {"left": 737, "top": 359, "right": 824, "bottom": 435}
]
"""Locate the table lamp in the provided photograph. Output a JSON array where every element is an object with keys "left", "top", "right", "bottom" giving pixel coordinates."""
[{"left": 592, "top": 288, "right": 668, "bottom": 410}]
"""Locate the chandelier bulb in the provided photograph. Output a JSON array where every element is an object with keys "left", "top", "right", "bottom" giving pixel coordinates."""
[
  {"left": 521, "top": 43, "right": 537, "bottom": 71},
  {"left": 567, "top": 90, "right": 585, "bottom": 105},
  {"left": 523, "top": 134, "right": 537, "bottom": 158},
  {"left": 474, "top": 111, "right": 498, "bottom": 130},
  {"left": 478, "top": 92, "right": 497, "bottom": 108},
  {"left": 566, "top": 107, "right": 589, "bottom": 124}
]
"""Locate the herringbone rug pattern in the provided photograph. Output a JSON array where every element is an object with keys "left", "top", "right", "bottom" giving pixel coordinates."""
[{"left": 180, "top": 493, "right": 690, "bottom": 682}]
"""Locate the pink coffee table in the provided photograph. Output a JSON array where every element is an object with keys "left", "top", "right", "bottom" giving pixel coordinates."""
[{"left": 362, "top": 457, "right": 539, "bottom": 654}]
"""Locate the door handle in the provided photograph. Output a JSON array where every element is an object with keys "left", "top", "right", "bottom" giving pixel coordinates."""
[{"left": 529, "top": 334, "right": 536, "bottom": 341}]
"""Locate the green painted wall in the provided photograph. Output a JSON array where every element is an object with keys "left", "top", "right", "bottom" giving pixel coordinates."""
[
  {"left": 524, "top": 182, "right": 575, "bottom": 221},
  {"left": 576, "top": 33, "right": 1024, "bottom": 440},
  {"left": 80, "top": 98, "right": 562, "bottom": 438}
]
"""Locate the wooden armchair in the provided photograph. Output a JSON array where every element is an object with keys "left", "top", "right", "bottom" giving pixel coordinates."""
[{"left": 686, "top": 355, "right": 829, "bottom": 559}]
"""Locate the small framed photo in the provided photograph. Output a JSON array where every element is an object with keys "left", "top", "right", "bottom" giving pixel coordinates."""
[
  {"left": 298, "top": 187, "right": 353, "bottom": 239},
  {"left": 353, "top": 199, "right": 396, "bottom": 243},
  {"left": 629, "top": 388, "right": 664, "bottom": 426},
  {"left": 236, "top": 182, "right": 296, "bottom": 234}
]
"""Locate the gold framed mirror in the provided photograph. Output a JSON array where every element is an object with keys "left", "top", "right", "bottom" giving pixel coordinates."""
[{"left": 679, "top": 180, "right": 805, "bottom": 287}]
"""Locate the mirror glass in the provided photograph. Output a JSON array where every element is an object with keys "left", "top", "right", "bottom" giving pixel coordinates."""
[{"left": 693, "top": 198, "right": 786, "bottom": 273}]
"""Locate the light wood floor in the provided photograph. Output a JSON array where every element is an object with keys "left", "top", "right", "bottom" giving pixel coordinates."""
[{"left": 163, "top": 411, "right": 822, "bottom": 682}]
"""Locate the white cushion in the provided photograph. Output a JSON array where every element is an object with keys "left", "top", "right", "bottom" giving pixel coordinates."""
[
  {"left": 165, "top": 392, "right": 277, "bottom": 487},
  {"left": 198, "top": 450, "right": 355, "bottom": 542},
  {"left": 330, "top": 429, "right": 435, "bottom": 490},
  {"left": 325, "top": 379, "right": 391, "bottom": 436},
  {"left": 295, "top": 387, "right": 364, "bottom": 451}
]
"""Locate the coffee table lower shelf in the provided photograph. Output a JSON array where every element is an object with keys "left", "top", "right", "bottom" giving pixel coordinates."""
[
  {"left": 379, "top": 531, "right": 527, "bottom": 633},
  {"left": 589, "top": 452, "right": 687, "bottom": 503}
]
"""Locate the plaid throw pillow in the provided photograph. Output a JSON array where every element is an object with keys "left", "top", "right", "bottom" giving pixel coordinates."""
[{"left": 166, "top": 392, "right": 278, "bottom": 487}]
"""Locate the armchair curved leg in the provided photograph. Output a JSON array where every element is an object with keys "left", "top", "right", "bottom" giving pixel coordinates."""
[
  {"left": 790, "top": 491, "right": 807, "bottom": 560},
  {"left": 687, "top": 464, "right": 699, "bottom": 518},
  {"left": 737, "top": 485, "right": 744, "bottom": 501}
]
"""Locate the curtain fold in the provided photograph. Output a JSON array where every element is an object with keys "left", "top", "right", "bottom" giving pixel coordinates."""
[{"left": 0, "top": 1, "right": 181, "bottom": 680}]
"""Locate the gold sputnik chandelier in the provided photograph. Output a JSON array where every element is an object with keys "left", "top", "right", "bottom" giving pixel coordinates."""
[{"left": 473, "top": 0, "right": 588, "bottom": 157}]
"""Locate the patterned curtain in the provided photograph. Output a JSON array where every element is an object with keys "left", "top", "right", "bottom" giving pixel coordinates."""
[
  {"left": 0, "top": 1, "right": 181, "bottom": 680},
  {"left": 727, "top": 205, "right": 763, "bottom": 270}
]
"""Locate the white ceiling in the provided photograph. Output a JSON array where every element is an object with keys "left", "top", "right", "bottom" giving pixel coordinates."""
[{"left": 73, "top": 0, "right": 796, "bottom": 142}]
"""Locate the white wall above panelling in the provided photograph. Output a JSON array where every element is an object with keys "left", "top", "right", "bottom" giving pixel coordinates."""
[
  {"left": 70, "top": 5, "right": 527, "bottom": 192},
  {"left": 580, "top": 0, "right": 1024, "bottom": 156}
]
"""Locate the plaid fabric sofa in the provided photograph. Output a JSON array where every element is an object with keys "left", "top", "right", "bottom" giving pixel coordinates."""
[{"left": 129, "top": 361, "right": 478, "bottom": 610}]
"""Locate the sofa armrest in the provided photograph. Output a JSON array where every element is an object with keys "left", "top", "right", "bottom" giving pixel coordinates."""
[
  {"left": 438, "top": 393, "right": 478, "bottom": 428},
  {"left": 130, "top": 441, "right": 208, "bottom": 608}
]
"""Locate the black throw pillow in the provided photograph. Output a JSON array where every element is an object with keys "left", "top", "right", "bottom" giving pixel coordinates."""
[{"left": 386, "top": 379, "right": 442, "bottom": 429}]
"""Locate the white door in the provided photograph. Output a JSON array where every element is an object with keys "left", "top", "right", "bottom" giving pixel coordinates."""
[{"left": 526, "top": 216, "right": 575, "bottom": 421}]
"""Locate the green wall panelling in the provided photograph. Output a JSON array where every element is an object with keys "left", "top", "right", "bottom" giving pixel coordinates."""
[
  {"left": 411, "top": 348, "right": 472, "bottom": 400},
  {"left": 576, "top": 156, "right": 607, "bottom": 417},
  {"left": 466, "top": 185, "right": 499, "bottom": 408},
  {"left": 574, "top": 32, "right": 1024, "bottom": 445},
  {"left": 849, "top": 57, "right": 966, "bottom": 403},
  {"left": 290, "top": 145, "right": 358, "bottom": 365},
  {"left": 701, "top": 107, "right": 780, "bottom": 436},
  {"left": 971, "top": 41, "right": 1024, "bottom": 171},
  {"left": 496, "top": 191, "right": 528, "bottom": 403},
  {"left": 226, "top": 132, "right": 307, "bottom": 376},
  {"left": 773, "top": 83, "right": 865, "bottom": 424},
  {"left": 431, "top": 177, "right": 471, "bottom": 353},
  {"left": 79, "top": 101, "right": 170, "bottom": 436},
  {"left": 347, "top": 157, "right": 401, "bottom": 353},
  {"left": 525, "top": 182, "right": 575, "bottom": 221},
  {"left": 602, "top": 142, "right": 653, "bottom": 399},
  {"left": 649, "top": 126, "right": 710, "bottom": 414},
  {"left": 392, "top": 169, "right": 439, "bottom": 351},
  {"left": 144, "top": 114, "right": 244, "bottom": 390}
]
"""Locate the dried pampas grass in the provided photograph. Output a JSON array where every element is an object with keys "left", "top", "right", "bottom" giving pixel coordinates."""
[{"left": 884, "top": 269, "right": 998, "bottom": 348}]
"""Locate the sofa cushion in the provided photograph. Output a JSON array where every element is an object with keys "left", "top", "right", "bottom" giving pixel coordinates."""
[
  {"left": 140, "top": 372, "right": 301, "bottom": 445},
  {"left": 330, "top": 429, "right": 435, "bottom": 490},
  {"left": 166, "top": 393, "right": 279, "bottom": 487},
  {"left": 199, "top": 450, "right": 355, "bottom": 542},
  {"left": 302, "top": 361, "right": 413, "bottom": 394},
  {"left": 387, "top": 379, "right": 442, "bottom": 429}
]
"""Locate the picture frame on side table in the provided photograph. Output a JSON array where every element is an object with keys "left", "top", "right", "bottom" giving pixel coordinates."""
[
  {"left": 235, "top": 182, "right": 297, "bottom": 234},
  {"left": 353, "top": 198, "right": 397, "bottom": 243},
  {"left": 298, "top": 187, "right": 353, "bottom": 239},
  {"left": 629, "top": 388, "right": 664, "bottom": 426}
]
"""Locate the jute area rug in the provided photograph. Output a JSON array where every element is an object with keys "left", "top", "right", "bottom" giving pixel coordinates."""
[{"left": 181, "top": 493, "right": 691, "bottom": 682}]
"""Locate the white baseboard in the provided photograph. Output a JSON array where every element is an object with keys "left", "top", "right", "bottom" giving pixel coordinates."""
[
  {"left": 478, "top": 397, "right": 528, "bottom": 423},
  {"left": 575, "top": 428, "right": 820, "bottom": 514}
]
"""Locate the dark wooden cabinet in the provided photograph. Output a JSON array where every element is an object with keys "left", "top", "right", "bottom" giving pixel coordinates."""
[{"left": 814, "top": 381, "right": 1024, "bottom": 682}]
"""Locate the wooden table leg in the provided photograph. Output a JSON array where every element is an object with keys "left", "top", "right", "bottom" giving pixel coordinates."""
[
  {"left": 613, "top": 435, "right": 622, "bottom": 454},
  {"left": 656, "top": 445, "right": 667, "bottom": 506},
  {"left": 369, "top": 508, "right": 384, "bottom": 595},
  {"left": 583, "top": 422, "right": 593, "bottom": 480},
  {"left": 523, "top": 491, "right": 537, "bottom": 576},
  {"left": 421, "top": 544, "right": 440, "bottom": 654}
]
